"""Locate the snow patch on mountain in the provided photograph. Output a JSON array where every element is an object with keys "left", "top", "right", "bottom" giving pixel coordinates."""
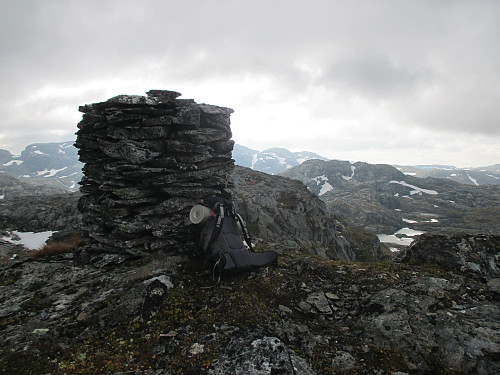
[
  {"left": 312, "top": 175, "right": 328, "bottom": 185},
  {"left": 402, "top": 218, "right": 418, "bottom": 223},
  {"left": 389, "top": 180, "right": 439, "bottom": 195},
  {"left": 467, "top": 173, "right": 479, "bottom": 186},
  {"left": 2, "top": 160, "right": 23, "bottom": 166},
  {"left": 342, "top": 165, "right": 356, "bottom": 181},
  {"left": 36, "top": 167, "right": 68, "bottom": 178},
  {"left": 269, "top": 153, "right": 287, "bottom": 166},
  {"left": 319, "top": 182, "right": 333, "bottom": 196},
  {"left": 251, "top": 154, "right": 258, "bottom": 169},
  {"left": 312, "top": 175, "right": 333, "bottom": 196},
  {"left": 486, "top": 174, "right": 500, "bottom": 180}
]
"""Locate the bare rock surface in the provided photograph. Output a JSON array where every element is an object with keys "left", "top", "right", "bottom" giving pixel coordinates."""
[{"left": 1, "top": 233, "right": 498, "bottom": 374}]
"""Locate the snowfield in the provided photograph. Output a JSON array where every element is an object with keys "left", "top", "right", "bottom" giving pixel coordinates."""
[{"left": 389, "top": 180, "right": 439, "bottom": 195}]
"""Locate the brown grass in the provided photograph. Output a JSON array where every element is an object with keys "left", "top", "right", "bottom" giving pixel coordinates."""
[{"left": 31, "top": 236, "right": 85, "bottom": 259}]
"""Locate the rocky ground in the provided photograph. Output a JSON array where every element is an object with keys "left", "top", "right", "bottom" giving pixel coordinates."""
[{"left": 0, "top": 233, "right": 498, "bottom": 375}]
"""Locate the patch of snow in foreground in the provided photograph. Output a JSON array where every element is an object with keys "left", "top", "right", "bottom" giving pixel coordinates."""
[
  {"left": 389, "top": 180, "right": 438, "bottom": 195},
  {"left": 33, "top": 150, "right": 49, "bottom": 155},
  {"left": 1, "top": 231, "right": 55, "bottom": 250},
  {"left": 467, "top": 173, "right": 479, "bottom": 186}
]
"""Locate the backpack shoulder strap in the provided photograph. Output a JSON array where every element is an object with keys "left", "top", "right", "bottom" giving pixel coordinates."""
[
  {"left": 205, "top": 202, "right": 225, "bottom": 254},
  {"left": 235, "top": 213, "right": 253, "bottom": 251}
]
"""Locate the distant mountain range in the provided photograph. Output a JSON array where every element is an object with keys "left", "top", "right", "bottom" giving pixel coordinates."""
[
  {"left": 232, "top": 144, "right": 328, "bottom": 174},
  {"left": 281, "top": 159, "right": 500, "bottom": 246},
  {"left": 0, "top": 142, "right": 499, "bottom": 192},
  {"left": 0, "top": 142, "right": 81, "bottom": 191}
]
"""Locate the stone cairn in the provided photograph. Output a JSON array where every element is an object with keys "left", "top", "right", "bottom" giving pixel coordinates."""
[{"left": 75, "top": 90, "right": 235, "bottom": 258}]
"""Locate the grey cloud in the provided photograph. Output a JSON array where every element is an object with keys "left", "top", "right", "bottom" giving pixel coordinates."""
[
  {"left": 320, "top": 56, "right": 434, "bottom": 99},
  {"left": 0, "top": 0, "right": 499, "bottom": 165}
]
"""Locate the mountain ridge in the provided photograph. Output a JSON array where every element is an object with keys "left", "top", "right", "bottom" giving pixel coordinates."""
[{"left": 2, "top": 141, "right": 499, "bottom": 189}]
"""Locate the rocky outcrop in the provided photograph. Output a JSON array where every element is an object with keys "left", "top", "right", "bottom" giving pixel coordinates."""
[
  {"left": 75, "top": 90, "right": 235, "bottom": 258},
  {"left": 232, "top": 166, "right": 386, "bottom": 261},
  {"left": 399, "top": 233, "right": 500, "bottom": 281},
  {"left": 0, "top": 173, "right": 67, "bottom": 198},
  {"left": 232, "top": 166, "right": 355, "bottom": 260},
  {"left": 0, "top": 192, "right": 81, "bottom": 232},
  {"left": 0, "top": 174, "right": 80, "bottom": 232}
]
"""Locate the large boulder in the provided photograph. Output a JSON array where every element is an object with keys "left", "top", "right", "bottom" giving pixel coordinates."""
[{"left": 232, "top": 166, "right": 385, "bottom": 261}]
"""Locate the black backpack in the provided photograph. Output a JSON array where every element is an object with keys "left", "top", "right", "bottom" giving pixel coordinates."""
[{"left": 197, "top": 197, "right": 278, "bottom": 280}]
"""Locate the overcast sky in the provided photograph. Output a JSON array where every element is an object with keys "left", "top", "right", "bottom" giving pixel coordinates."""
[{"left": 1, "top": 0, "right": 499, "bottom": 167}]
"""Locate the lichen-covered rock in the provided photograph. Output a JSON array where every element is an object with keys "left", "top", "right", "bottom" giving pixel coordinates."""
[{"left": 209, "top": 335, "right": 316, "bottom": 375}]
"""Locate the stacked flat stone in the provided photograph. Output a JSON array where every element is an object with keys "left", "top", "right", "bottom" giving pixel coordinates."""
[{"left": 75, "top": 90, "right": 235, "bottom": 256}]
